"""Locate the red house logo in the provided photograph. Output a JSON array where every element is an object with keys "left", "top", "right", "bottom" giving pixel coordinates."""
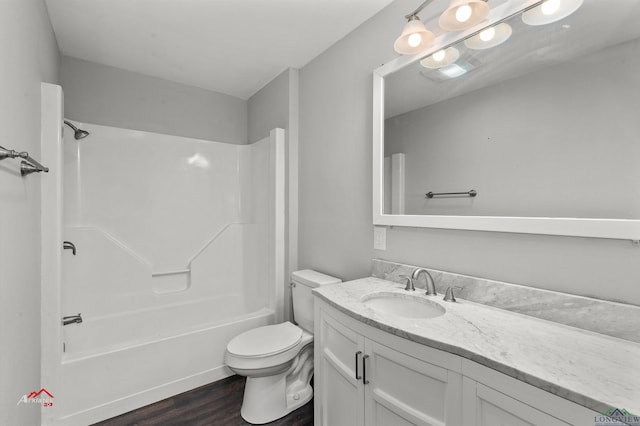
[
  {"left": 27, "top": 388, "right": 54, "bottom": 399},
  {"left": 17, "top": 388, "right": 54, "bottom": 407}
]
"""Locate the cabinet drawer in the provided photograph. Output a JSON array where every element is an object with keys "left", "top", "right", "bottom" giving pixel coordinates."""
[
  {"left": 472, "top": 383, "right": 570, "bottom": 426},
  {"left": 461, "top": 359, "right": 601, "bottom": 425}
]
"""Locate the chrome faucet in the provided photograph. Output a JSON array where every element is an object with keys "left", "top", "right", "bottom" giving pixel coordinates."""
[{"left": 411, "top": 268, "right": 437, "bottom": 296}]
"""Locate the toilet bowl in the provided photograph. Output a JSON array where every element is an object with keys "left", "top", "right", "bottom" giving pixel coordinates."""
[{"left": 225, "top": 270, "right": 341, "bottom": 424}]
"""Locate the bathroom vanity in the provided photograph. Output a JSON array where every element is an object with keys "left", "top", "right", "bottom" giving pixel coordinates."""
[{"left": 312, "top": 276, "right": 640, "bottom": 426}]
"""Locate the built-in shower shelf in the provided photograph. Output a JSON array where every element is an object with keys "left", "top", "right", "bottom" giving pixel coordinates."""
[
  {"left": 152, "top": 269, "right": 191, "bottom": 295},
  {"left": 152, "top": 269, "right": 191, "bottom": 277}
]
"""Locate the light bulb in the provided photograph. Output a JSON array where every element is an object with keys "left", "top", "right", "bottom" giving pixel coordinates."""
[
  {"left": 479, "top": 27, "right": 495, "bottom": 42},
  {"left": 541, "top": 0, "right": 561, "bottom": 15},
  {"left": 407, "top": 33, "right": 422, "bottom": 48},
  {"left": 432, "top": 50, "right": 446, "bottom": 62},
  {"left": 455, "top": 4, "right": 472, "bottom": 22}
]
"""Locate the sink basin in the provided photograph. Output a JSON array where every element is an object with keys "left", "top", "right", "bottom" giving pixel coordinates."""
[{"left": 362, "top": 292, "right": 446, "bottom": 319}]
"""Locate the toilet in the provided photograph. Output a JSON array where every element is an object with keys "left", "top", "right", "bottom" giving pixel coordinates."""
[{"left": 225, "top": 269, "right": 341, "bottom": 424}]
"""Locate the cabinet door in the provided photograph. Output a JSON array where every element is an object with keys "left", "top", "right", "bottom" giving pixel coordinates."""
[
  {"left": 315, "top": 310, "right": 365, "bottom": 426},
  {"left": 463, "top": 379, "right": 570, "bottom": 426},
  {"left": 364, "top": 339, "right": 462, "bottom": 426}
]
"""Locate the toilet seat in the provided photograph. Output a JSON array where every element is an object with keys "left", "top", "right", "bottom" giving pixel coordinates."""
[
  {"left": 227, "top": 322, "right": 302, "bottom": 358},
  {"left": 225, "top": 322, "right": 312, "bottom": 372}
]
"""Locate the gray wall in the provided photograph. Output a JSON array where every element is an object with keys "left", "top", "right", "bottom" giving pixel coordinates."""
[
  {"left": 385, "top": 37, "right": 640, "bottom": 218},
  {"left": 61, "top": 56, "right": 248, "bottom": 144},
  {"left": 248, "top": 69, "right": 291, "bottom": 143},
  {"left": 298, "top": 0, "right": 640, "bottom": 306},
  {"left": 0, "top": 1, "right": 59, "bottom": 425},
  {"left": 248, "top": 68, "right": 299, "bottom": 320}
]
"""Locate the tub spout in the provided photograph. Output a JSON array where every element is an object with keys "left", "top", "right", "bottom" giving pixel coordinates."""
[{"left": 62, "top": 314, "right": 82, "bottom": 326}]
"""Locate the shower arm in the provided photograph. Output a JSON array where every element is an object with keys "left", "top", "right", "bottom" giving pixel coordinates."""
[{"left": 0, "top": 146, "right": 49, "bottom": 172}]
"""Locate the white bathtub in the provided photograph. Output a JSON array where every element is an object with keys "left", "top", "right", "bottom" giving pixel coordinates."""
[
  {"left": 57, "top": 305, "right": 274, "bottom": 426},
  {"left": 63, "top": 294, "right": 261, "bottom": 359}
]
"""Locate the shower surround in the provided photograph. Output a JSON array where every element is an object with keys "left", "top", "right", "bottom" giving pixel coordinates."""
[{"left": 40, "top": 83, "right": 285, "bottom": 426}]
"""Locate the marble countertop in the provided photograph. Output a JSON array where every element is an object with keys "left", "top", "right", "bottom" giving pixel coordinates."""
[{"left": 313, "top": 277, "right": 640, "bottom": 415}]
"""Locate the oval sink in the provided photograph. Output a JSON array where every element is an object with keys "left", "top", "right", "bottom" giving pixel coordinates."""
[{"left": 362, "top": 292, "right": 446, "bottom": 319}]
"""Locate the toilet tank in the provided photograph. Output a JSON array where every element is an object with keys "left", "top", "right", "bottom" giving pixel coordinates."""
[{"left": 291, "top": 269, "right": 341, "bottom": 333}]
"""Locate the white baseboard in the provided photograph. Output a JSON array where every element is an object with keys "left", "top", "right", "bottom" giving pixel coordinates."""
[{"left": 51, "top": 366, "right": 234, "bottom": 426}]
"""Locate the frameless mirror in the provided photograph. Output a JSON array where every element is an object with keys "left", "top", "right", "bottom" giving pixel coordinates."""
[{"left": 373, "top": 0, "right": 640, "bottom": 239}]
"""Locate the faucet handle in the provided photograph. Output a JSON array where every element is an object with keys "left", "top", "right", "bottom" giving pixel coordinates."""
[
  {"left": 443, "top": 286, "right": 461, "bottom": 302},
  {"left": 400, "top": 275, "right": 415, "bottom": 291}
]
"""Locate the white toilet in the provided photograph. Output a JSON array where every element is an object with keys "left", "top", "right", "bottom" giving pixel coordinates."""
[{"left": 225, "top": 269, "right": 341, "bottom": 424}]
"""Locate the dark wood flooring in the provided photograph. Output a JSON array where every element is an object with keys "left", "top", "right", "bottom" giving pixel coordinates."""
[{"left": 93, "top": 375, "right": 313, "bottom": 426}]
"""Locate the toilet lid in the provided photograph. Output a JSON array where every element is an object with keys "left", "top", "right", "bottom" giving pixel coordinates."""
[{"left": 227, "top": 322, "right": 303, "bottom": 358}]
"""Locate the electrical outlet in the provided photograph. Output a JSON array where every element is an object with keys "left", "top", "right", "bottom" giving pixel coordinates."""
[{"left": 374, "top": 226, "right": 386, "bottom": 250}]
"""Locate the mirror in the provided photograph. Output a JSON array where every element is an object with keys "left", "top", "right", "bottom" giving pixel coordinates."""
[{"left": 373, "top": 0, "right": 640, "bottom": 239}]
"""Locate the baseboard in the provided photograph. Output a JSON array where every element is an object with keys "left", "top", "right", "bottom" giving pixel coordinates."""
[{"left": 50, "top": 366, "right": 233, "bottom": 426}]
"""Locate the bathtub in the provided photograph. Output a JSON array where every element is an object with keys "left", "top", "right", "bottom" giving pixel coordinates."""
[{"left": 57, "top": 306, "right": 274, "bottom": 426}]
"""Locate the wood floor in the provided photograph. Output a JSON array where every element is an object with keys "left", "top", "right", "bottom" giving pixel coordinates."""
[{"left": 93, "top": 375, "right": 313, "bottom": 426}]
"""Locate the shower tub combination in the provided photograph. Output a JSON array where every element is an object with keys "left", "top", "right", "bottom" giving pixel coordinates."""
[{"left": 40, "top": 83, "right": 285, "bottom": 425}]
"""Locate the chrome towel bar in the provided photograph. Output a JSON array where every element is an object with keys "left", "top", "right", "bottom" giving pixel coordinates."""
[
  {"left": 426, "top": 190, "right": 477, "bottom": 198},
  {"left": 0, "top": 145, "right": 49, "bottom": 176}
]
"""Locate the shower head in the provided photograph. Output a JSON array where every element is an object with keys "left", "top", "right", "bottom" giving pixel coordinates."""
[{"left": 64, "top": 120, "right": 90, "bottom": 140}]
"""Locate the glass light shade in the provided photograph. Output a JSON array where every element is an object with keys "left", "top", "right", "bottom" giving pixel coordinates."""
[
  {"left": 455, "top": 5, "right": 473, "bottom": 22},
  {"left": 464, "top": 23, "right": 513, "bottom": 50},
  {"left": 541, "top": 0, "right": 561, "bottom": 15},
  {"left": 394, "top": 18, "right": 436, "bottom": 55},
  {"left": 521, "top": 0, "right": 583, "bottom": 26},
  {"left": 420, "top": 47, "right": 460, "bottom": 69},
  {"left": 439, "top": 0, "right": 490, "bottom": 31}
]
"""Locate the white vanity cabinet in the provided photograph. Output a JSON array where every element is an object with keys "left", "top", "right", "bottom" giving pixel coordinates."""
[
  {"left": 315, "top": 301, "right": 463, "bottom": 426},
  {"left": 314, "top": 299, "right": 600, "bottom": 426}
]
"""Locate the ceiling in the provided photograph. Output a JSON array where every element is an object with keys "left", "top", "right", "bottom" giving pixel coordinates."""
[{"left": 45, "top": 0, "right": 394, "bottom": 100}]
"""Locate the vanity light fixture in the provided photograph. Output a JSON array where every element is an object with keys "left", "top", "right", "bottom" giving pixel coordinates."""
[
  {"left": 464, "top": 22, "right": 512, "bottom": 50},
  {"left": 420, "top": 47, "right": 460, "bottom": 68},
  {"left": 393, "top": 14, "right": 435, "bottom": 54},
  {"left": 439, "top": 0, "right": 490, "bottom": 31},
  {"left": 521, "top": 0, "right": 583, "bottom": 26},
  {"left": 394, "top": 0, "right": 490, "bottom": 55}
]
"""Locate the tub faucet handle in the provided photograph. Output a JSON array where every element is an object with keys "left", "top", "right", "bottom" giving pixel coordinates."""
[
  {"left": 63, "top": 241, "right": 76, "bottom": 256},
  {"left": 62, "top": 313, "right": 83, "bottom": 326}
]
